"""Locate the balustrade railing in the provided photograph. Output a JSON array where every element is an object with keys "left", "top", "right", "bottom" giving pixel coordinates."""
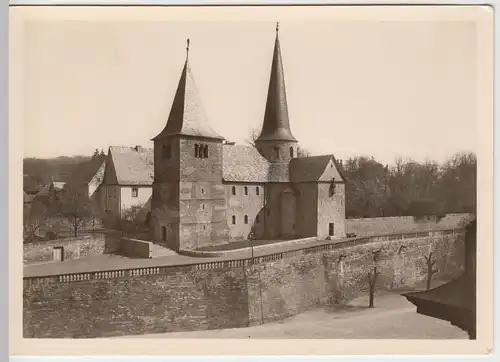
[{"left": 23, "top": 228, "right": 463, "bottom": 286}]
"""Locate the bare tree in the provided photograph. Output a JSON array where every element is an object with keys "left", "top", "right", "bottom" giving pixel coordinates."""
[
  {"left": 247, "top": 127, "right": 311, "bottom": 157},
  {"left": 56, "top": 188, "right": 91, "bottom": 237},
  {"left": 23, "top": 201, "right": 48, "bottom": 242},
  {"left": 115, "top": 205, "right": 145, "bottom": 237},
  {"left": 367, "top": 248, "right": 382, "bottom": 308},
  {"left": 246, "top": 128, "right": 261, "bottom": 147},
  {"left": 425, "top": 251, "right": 439, "bottom": 290}
]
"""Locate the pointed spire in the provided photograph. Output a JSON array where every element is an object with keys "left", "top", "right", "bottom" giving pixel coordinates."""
[
  {"left": 256, "top": 22, "right": 297, "bottom": 143},
  {"left": 153, "top": 39, "right": 224, "bottom": 141}
]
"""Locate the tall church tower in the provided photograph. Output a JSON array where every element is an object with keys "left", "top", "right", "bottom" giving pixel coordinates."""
[
  {"left": 150, "top": 39, "right": 228, "bottom": 251},
  {"left": 255, "top": 23, "right": 298, "bottom": 182}
]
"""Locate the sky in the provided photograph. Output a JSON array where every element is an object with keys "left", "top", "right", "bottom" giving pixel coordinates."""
[{"left": 20, "top": 10, "right": 478, "bottom": 166}]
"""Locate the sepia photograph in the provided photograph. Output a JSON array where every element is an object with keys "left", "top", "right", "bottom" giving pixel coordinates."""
[{"left": 9, "top": 3, "right": 494, "bottom": 356}]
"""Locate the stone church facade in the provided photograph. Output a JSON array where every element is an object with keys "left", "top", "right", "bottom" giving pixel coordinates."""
[{"left": 150, "top": 25, "right": 346, "bottom": 252}]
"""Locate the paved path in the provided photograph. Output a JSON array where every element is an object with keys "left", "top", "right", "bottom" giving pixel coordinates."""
[{"left": 122, "top": 293, "right": 468, "bottom": 339}]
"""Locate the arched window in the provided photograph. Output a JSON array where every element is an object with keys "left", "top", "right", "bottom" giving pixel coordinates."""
[
  {"left": 244, "top": 186, "right": 248, "bottom": 195},
  {"left": 244, "top": 215, "right": 248, "bottom": 224},
  {"left": 256, "top": 187, "right": 260, "bottom": 195},
  {"left": 231, "top": 186, "right": 236, "bottom": 195},
  {"left": 290, "top": 147, "right": 294, "bottom": 158},
  {"left": 203, "top": 145, "right": 208, "bottom": 158},
  {"left": 194, "top": 144, "right": 199, "bottom": 157},
  {"left": 232, "top": 215, "right": 236, "bottom": 225}
]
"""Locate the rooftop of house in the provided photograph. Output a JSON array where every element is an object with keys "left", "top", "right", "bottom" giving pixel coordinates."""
[
  {"left": 105, "top": 143, "right": 345, "bottom": 184},
  {"left": 290, "top": 155, "right": 346, "bottom": 183},
  {"left": 108, "top": 146, "right": 154, "bottom": 186},
  {"left": 222, "top": 144, "right": 270, "bottom": 183},
  {"left": 65, "top": 156, "right": 106, "bottom": 187}
]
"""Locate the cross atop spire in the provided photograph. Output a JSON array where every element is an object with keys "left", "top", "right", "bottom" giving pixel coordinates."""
[
  {"left": 152, "top": 39, "right": 224, "bottom": 142},
  {"left": 255, "top": 21, "right": 297, "bottom": 143}
]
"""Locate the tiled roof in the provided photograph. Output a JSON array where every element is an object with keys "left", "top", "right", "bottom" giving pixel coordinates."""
[
  {"left": 256, "top": 26, "right": 297, "bottom": 143},
  {"left": 153, "top": 60, "right": 224, "bottom": 141},
  {"left": 66, "top": 156, "right": 106, "bottom": 186},
  {"left": 290, "top": 155, "right": 346, "bottom": 182},
  {"left": 109, "top": 146, "right": 154, "bottom": 186},
  {"left": 222, "top": 144, "right": 270, "bottom": 183}
]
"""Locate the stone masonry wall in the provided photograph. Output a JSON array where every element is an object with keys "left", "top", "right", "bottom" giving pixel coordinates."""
[
  {"left": 247, "top": 230, "right": 464, "bottom": 325},
  {"left": 24, "top": 266, "right": 249, "bottom": 338},
  {"left": 23, "top": 234, "right": 105, "bottom": 265},
  {"left": 23, "top": 230, "right": 464, "bottom": 338}
]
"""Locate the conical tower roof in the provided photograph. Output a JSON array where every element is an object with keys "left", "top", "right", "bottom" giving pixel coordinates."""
[
  {"left": 153, "top": 39, "right": 224, "bottom": 141},
  {"left": 256, "top": 23, "right": 297, "bottom": 143}
]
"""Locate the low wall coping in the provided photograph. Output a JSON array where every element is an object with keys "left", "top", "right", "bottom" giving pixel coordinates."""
[{"left": 22, "top": 227, "right": 464, "bottom": 283}]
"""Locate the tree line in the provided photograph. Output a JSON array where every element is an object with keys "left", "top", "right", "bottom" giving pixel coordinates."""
[{"left": 341, "top": 152, "right": 476, "bottom": 218}]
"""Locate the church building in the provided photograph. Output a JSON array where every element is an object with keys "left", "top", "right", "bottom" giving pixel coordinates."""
[{"left": 150, "top": 23, "right": 346, "bottom": 251}]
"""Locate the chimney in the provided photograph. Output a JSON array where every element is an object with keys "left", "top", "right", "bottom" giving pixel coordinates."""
[
  {"left": 338, "top": 159, "right": 343, "bottom": 168},
  {"left": 134, "top": 145, "right": 142, "bottom": 152}
]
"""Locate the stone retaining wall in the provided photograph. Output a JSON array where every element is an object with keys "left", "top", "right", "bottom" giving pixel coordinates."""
[
  {"left": 23, "top": 229, "right": 465, "bottom": 338},
  {"left": 23, "top": 234, "right": 105, "bottom": 265}
]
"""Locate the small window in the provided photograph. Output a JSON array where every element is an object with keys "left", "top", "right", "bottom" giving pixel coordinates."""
[
  {"left": 203, "top": 225, "right": 206, "bottom": 230},
  {"left": 244, "top": 186, "right": 248, "bottom": 195},
  {"left": 162, "top": 226, "right": 167, "bottom": 241},
  {"left": 244, "top": 215, "right": 248, "bottom": 224},
  {"left": 232, "top": 215, "right": 236, "bottom": 225},
  {"left": 290, "top": 147, "right": 294, "bottom": 158},
  {"left": 203, "top": 145, "right": 208, "bottom": 158},
  {"left": 97, "top": 177, "right": 101, "bottom": 183},
  {"left": 329, "top": 223, "right": 334, "bottom": 236},
  {"left": 256, "top": 187, "right": 260, "bottom": 195},
  {"left": 231, "top": 186, "right": 236, "bottom": 196},
  {"left": 329, "top": 178, "right": 336, "bottom": 197},
  {"left": 132, "top": 188, "right": 138, "bottom": 197},
  {"left": 202, "top": 204, "right": 205, "bottom": 209},
  {"left": 195, "top": 144, "right": 199, "bottom": 157},
  {"left": 256, "top": 214, "right": 260, "bottom": 223},
  {"left": 274, "top": 147, "right": 280, "bottom": 160},
  {"left": 198, "top": 144, "right": 204, "bottom": 158},
  {"left": 201, "top": 188, "right": 204, "bottom": 194}
]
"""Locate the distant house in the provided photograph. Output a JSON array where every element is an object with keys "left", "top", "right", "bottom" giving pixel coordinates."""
[
  {"left": 64, "top": 155, "right": 106, "bottom": 208},
  {"left": 100, "top": 146, "right": 153, "bottom": 226}
]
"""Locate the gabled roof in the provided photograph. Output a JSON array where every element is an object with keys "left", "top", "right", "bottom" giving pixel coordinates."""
[
  {"left": 256, "top": 23, "right": 297, "bottom": 143},
  {"left": 153, "top": 42, "right": 224, "bottom": 141},
  {"left": 222, "top": 144, "right": 270, "bottom": 183},
  {"left": 66, "top": 156, "right": 106, "bottom": 186},
  {"left": 108, "top": 146, "right": 154, "bottom": 186},
  {"left": 290, "top": 155, "right": 346, "bottom": 183}
]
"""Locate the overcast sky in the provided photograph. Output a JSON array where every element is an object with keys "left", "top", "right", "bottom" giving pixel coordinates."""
[{"left": 21, "top": 10, "right": 477, "bottom": 165}]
